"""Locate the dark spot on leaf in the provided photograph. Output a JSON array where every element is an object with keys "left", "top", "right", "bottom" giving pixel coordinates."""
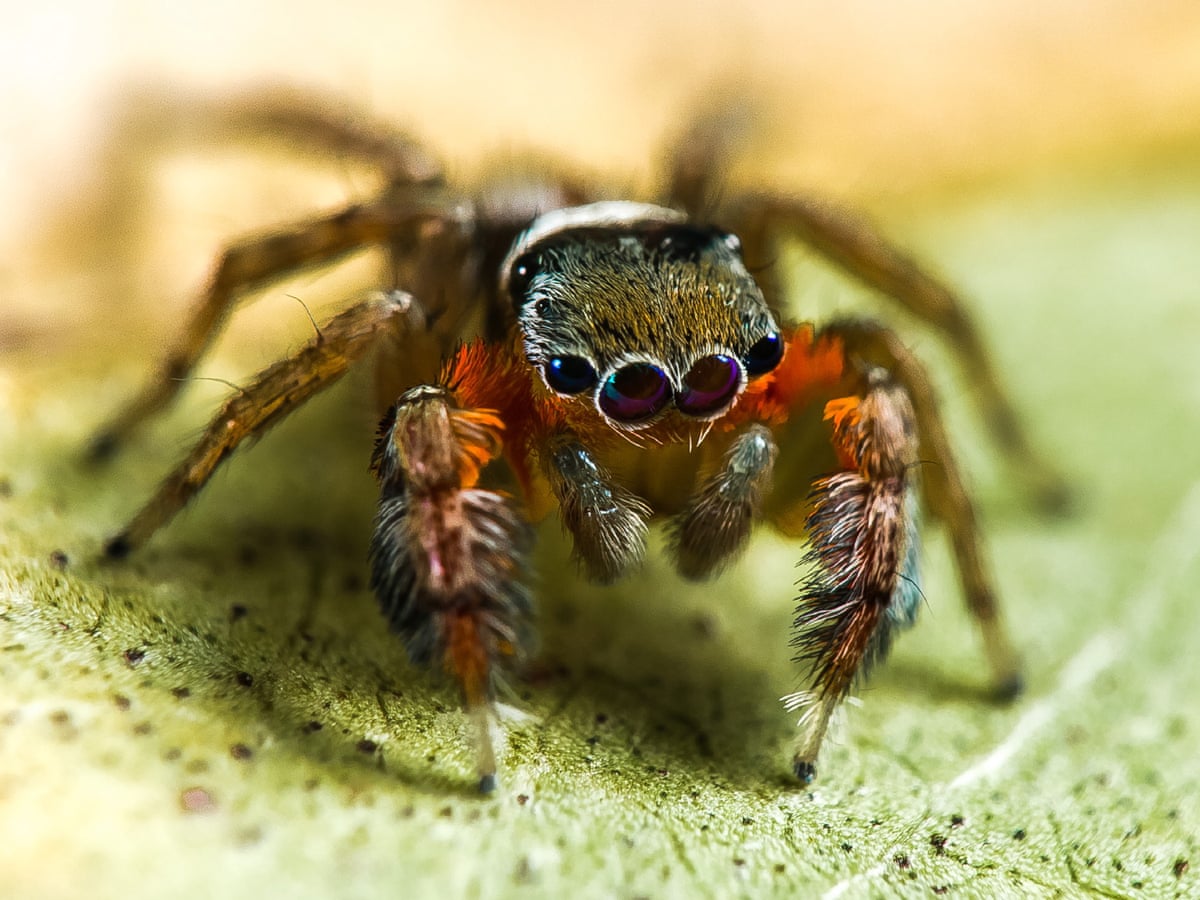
[
  {"left": 1012, "top": 828, "right": 1027, "bottom": 841},
  {"left": 230, "top": 743, "right": 252, "bottom": 760},
  {"left": 356, "top": 739, "right": 377, "bottom": 754},
  {"left": 113, "top": 694, "right": 131, "bottom": 711},
  {"left": 180, "top": 787, "right": 216, "bottom": 813},
  {"left": 1174, "top": 858, "right": 1189, "bottom": 878},
  {"left": 235, "top": 671, "right": 254, "bottom": 687},
  {"left": 48, "top": 549, "right": 69, "bottom": 570},
  {"left": 123, "top": 648, "right": 145, "bottom": 667}
]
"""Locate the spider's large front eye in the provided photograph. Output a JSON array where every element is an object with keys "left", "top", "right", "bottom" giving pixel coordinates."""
[
  {"left": 678, "top": 354, "right": 742, "bottom": 417},
  {"left": 744, "top": 331, "right": 784, "bottom": 376},
  {"left": 599, "top": 363, "right": 671, "bottom": 423},
  {"left": 544, "top": 356, "right": 598, "bottom": 395}
]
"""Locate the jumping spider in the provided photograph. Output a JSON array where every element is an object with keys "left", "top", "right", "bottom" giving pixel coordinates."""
[{"left": 90, "top": 90, "right": 1063, "bottom": 792}]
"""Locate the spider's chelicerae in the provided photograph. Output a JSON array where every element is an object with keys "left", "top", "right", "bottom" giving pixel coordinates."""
[{"left": 92, "top": 90, "right": 1064, "bottom": 792}]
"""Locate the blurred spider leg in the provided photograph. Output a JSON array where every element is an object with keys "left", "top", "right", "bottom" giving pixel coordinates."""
[
  {"left": 662, "top": 102, "right": 756, "bottom": 219},
  {"left": 827, "top": 319, "right": 1022, "bottom": 698},
  {"left": 544, "top": 438, "right": 653, "bottom": 584},
  {"left": 669, "top": 424, "right": 778, "bottom": 580},
  {"left": 88, "top": 202, "right": 435, "bottom": 460},
  {"left": 59, "top": 88, "right": 444, "bottom": 321},
  {"left": 98, "top": 85, "right": 443, "bottom": 193},
  {"left": 369, "top": 375, "right": 533, "bottom": 793},
  {"left": 735, "top": 195, "right": 1068, "bottom": 512},
  {"left": 186, "top": 85, "right": 445, "bottom": 184},
  {"left": 783, "top": 352, "right": 925, "bottom": 783},
  {"left": 104, "top": 291, "right": 413, "bottom": 556}
]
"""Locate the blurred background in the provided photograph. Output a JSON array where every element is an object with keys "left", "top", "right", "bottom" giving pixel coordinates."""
[{"left": 3, "top": 0, "right": 1199, "bottom": 353}]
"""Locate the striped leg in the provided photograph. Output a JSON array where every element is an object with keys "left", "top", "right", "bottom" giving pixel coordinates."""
[{"left": 369, "top": 383, "right": 532, "bottom": 792}]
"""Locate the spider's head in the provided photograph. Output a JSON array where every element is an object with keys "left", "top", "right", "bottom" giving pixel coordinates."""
[{"left": 502, "top": 202, "right": 784, "bottom": 434}]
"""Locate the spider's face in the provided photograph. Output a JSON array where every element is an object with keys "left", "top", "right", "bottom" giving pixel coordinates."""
[{"left": 503, "top": 202, "right": 784, "bottom": 433}]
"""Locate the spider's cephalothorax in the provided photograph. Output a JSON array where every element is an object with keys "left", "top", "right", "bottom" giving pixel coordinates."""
[
  {"left": 503, "top": 202, "right": 783, "bottom": 436},
  {"left": 93, "top": 94, "right": 1063, "bottom": 793}
]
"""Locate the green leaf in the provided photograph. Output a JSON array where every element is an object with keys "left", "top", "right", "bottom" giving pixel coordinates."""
[{"left": 2, "top": 157, "right": 1197, "bottom": 900}]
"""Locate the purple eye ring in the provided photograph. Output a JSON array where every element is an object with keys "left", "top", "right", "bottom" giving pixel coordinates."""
[
  {"left": 677, "top": 353, "right": 743, "bottom": 417},
  {"left": 598, "top": 362, "right": 672, "bottom": 423}
]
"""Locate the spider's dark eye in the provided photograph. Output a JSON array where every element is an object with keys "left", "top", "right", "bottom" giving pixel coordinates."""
[
  {"left": 599, "top": 362, "right": 671, "bottom": 423},
  {"left": 544, "top": 356, "right": 598, "bottom": 395},
  {"left": 744, "top": 332, "right": 784, "bottom": 376},
  {"left": 678, "top": 354, "right": 742, "bottom": 417},
  {"left": 508, "top": 252, "right": 540, "bottom": 307}
]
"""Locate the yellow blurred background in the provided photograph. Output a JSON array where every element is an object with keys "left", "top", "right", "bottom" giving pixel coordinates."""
[{"left": 4, "top": 0, "right": 1198, "bottom": 355}]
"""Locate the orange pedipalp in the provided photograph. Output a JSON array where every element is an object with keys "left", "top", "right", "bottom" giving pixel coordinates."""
[{"left": 728, "top": 325, "right": 845, "bottom": 428}]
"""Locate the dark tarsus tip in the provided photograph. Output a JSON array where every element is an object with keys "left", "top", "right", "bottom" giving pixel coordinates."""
[
  {"left": 793, "top": 758, "right": 816, "bottom": 785},
  {"left": 86, "top": 432, "right": 119, "bottom": 465},
  {"left": 104, "top": 534, "right": 132, "bottom": 559},
  {"left": 995, "top": 671, "right": 1025, "bottom": 703},
  {"left": 478, "top": 772, "right": 498, "bottom": 794},
  {"left": 1034, "top": 478, "right": 1075, "bottom": 519}
]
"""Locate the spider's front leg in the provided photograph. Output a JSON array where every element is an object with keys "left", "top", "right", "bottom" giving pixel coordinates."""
[
  {"left": 785, "top": 363, "right": 925, "bottom": 783},
  {"left": 739, "top": 321, "right": 1019, "bottom": 783},
  {"left": 368, "top": 362, "right": 534, "bottom": 793}
]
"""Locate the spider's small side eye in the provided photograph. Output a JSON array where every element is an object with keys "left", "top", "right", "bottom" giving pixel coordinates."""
[
  {"left": 744, "top": 332, "right": 784, "bottom": 376},
  {"left": 544, "top": 356, "right": 598, "bottom": 395},
  {"left": 508, "top": 252, "right": 540, "bottom": 306}
]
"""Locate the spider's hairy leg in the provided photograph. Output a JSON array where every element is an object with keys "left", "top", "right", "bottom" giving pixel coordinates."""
[
  {"left": 785, "top": 365, "right": 924, "bottom": 783},
  {"left": 831, "top": 319, "right": 1022, "bottom": 697},
  {"left": 668, "top": 425, "right": 778, "bottom": 580},
  {"left": 103, "top": 291, "right": 412, "bottom": 557},
  {"left": 544, "top": 438, "right": 652, "bottom": 584},
  {"left": 729, "top": 195, "right": 1069, "bottom": 513},
  {"left": 88, "top": 200, "right": 442, "bottom": 461},
  {"left": 369, "top": 383, "right": 532, "bottom": 794}
]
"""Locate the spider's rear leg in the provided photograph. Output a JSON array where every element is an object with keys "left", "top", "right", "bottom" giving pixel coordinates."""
[
  {"left": 88, "top": 198, "right": 446, "bottom": 461},
  {"left": 369, "top": 384, "right": 533, "bottom": 793},
  {"left": 103, "top": 291, "right": 414, "bottom": 557},
  {"left": 730, "top": 194, "right": 1069, "bottom": 514}
]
